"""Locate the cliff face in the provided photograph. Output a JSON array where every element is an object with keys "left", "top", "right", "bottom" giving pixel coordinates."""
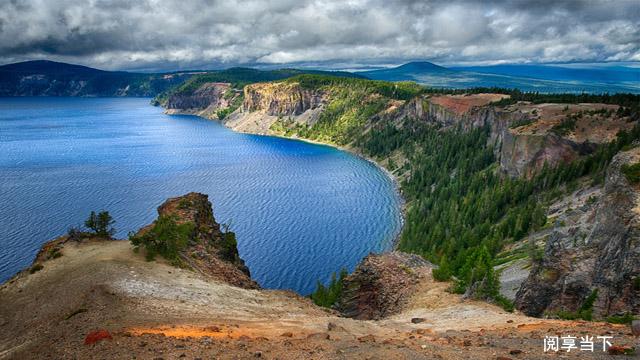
[
  {"left": 499, "top": 131, "right": 595, "bottom": 177},
  {"left": 164, "top": 82, "right": 233, "bottom": 113},
  {"left": 243, "top": 82, "right": 325, "bottom": 117},
  {"left": 136, "top": 192, "right": 257, "bottom": 289},
  {"left": 515, "top": 147, "right": 640, "bottom": 317},
  {"left": 335, "top": 252, "right": 433, "bottom": 320},
  {"left": 391, "top": 95, "right": 623, "bottom": 178}
]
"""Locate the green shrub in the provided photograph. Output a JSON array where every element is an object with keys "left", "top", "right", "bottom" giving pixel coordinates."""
[
  {"left": 551, "top": 116, "right": 577, "bottom": 136},
  {"left": 219, "top": 231, "right": 238, "bottom": 261},
  {"left": 432, "top": 256, "right": 452, "bottom": 281},
  {"left": 48, "top": 248, "right": 62, "bottom": 259},
  {"left": 606, "top": 313, "right": 636, "bottom": 324},
  {"left": 29, "top": 264, "right": 43, "bottom": 274},
  {"left": 621, "top": 163, "right": 640, "bottom": 184},
  {"left": 129, "top": 215, "right": 194, "bottom": 262},
  {"left": 495, "top": 295, "right": 515, "bottom": 312},
  {"left": 84, "top": 211, "right": 115, "bottom": 238}
]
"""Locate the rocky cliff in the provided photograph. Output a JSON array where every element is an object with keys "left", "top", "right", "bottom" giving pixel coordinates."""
[
  {"left": 336, "top": 252, "right": 433, "bottom": 320},
  {"left": 134, "top": 192, "right": 257, "bottom": 289},
  {"left": 160, "top": 77, "right": 634, "bottom": 180},
  {"left": 164, "top": 82, "right": 234, "bottom": 114},
  {"left": 243, "top": 81, "right": 325, "bottom": 116},
  {"left": 515, "top": 147, "right": 640, "bottom": 318}
]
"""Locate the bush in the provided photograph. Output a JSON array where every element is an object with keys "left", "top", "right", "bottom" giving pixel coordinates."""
[
  {"left": 219, "top": 231, "right": 238, "bottom": 261},
  {"left": 29, "top": 264, "right": 43, "bottom": 274},
  {"left": 67, "top": 226, "right": 86, "bottom": 242},
  {"left": 432, "top": 256, "right": 452, "bottom": 281},
  {"left": 606, "top": 313, "right": 636, "bottom": 324},
  {"left": 621, "top": 163, "right": 640, "bottom": 184},
  {"left": 495, "top": 294, "right": 515, "bottom": 312},
  {"left": 85, "top": 211, "right": 115, "bottom": 238},
  {"left": 129, "top": 215, "right": 194, "bottom": 262}
]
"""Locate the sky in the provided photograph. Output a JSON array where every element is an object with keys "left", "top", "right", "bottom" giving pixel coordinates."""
[{"left": 0, "top": 0, "right": 639, "bottom": 72}]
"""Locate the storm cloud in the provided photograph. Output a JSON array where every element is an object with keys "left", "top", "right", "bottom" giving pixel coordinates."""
[{"left": 0, "top": 0, "right": 638, "bottom": 71}]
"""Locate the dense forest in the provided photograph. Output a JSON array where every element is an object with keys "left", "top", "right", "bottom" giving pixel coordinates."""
[{"left": 284, "top": 75, "right": 640, "bottom": 308}]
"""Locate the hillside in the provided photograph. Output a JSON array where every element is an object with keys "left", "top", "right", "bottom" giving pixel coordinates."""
[
  {"left": 362, "top": 61, "right": 640, "bottom": 94},
  {"left": 161, "top": 74, "right": 640, "bottom": 320}
]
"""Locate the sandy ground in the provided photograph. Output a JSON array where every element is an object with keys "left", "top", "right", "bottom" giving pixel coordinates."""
[{"left": 1, "top": 240, "right": 637, "bottom": 359}]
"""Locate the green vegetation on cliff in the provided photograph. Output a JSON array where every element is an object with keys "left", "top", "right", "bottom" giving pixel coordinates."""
[
  {"left": 311, "top": 269, "right": 348, "bottom": 308},
  {"left": 154, "top": 68, "right": 364, "bottom": 106},
  {"left": 129, "top": 215, "right": 195, "bottom": 263},
  {"left": 288, "top": 75, "right": 640, "bottom": 303},
  {"left": 273, "top": 75, "right": 423, "bottom": 144}
]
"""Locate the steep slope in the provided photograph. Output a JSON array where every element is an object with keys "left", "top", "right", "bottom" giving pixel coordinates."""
[
  {"left": 515, "top": 147, "right": 640, "bottom": 318},
  {"left": 2, "top": 193, "right": 636, "bottom": 359}
]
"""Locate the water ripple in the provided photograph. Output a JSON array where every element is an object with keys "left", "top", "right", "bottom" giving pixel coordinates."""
[{"left": 0, "top": 97, "right": 402, "bottom": 294}]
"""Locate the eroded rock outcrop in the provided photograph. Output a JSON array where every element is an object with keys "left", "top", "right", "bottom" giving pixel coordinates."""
[
  {"left": 515, "top": 147, "right": 640, "bottom": 317},
  {"left": 243, "top": 81, "right": 325, "bottom": 117},
  {"left": 135, "top": 192, "right": 258, "bottom": 289},
  {"left": 335, "top": 252, "right": 433, "bottom": 320},
  {"left": 164, "top": 82, "right": 236, "bottom": 117}
]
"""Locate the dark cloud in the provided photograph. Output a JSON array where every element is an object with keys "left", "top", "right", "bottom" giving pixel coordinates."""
[{"left": 0, "top": 0, "right": 638, "bottom": 71}]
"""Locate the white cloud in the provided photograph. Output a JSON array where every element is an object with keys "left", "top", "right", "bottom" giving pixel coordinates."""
[{"left": 0, "top": 0, "right": 637, "bottom": 71}]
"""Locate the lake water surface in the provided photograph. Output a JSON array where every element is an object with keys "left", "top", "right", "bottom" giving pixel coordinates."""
[{"left": 0, "top": 97, "right": 402, "bottom": 294}]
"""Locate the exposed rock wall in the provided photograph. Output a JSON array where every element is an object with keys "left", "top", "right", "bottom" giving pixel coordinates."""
[
  {"left": 243, "top": 82, "right": 325, "bottom": 116},
  {"left": 335, "top": 252, "right": 433, "bottom": 320},
  {"left": 515, "top": 148, "right": 640, "bottom": 317},
  {"left": 391, "top": 96, "right": 599, "bottom": 178},
  {"left": 164, "top": 82, "right": 232, "bottom": 112}
]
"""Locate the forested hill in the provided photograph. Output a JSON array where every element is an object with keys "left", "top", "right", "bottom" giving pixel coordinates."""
[
  {"left": 0, "top": 60, "right": 363, "bottom": 97},
  {"left": 161, "top": 73, "right": 640, "bottom": 319},
  {"left": 0, "top": 60, "right": 196, "bottom": 96}
]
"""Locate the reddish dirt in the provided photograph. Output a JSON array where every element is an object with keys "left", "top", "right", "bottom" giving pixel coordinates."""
[
  {"left": 430, "top": 93, "right": 510, "bottom": 115},
  {"left": 83, "top": 330, "right": 112, "bottom": 345},
  {"left": 1, "top": 240, "right": 638, "bottom": 359}
]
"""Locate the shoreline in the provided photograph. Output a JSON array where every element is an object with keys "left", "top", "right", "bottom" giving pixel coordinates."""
[{"left": 165, "top": 108, "right": 407, "bottom": 251}]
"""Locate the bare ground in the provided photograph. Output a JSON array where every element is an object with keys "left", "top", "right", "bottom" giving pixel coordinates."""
[{"left": 0, "top": 240, "right": 637, "bottom": 359}]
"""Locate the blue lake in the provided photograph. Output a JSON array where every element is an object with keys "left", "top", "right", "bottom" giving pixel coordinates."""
[{"left": 0, "top": 97, "right": 402, "bottom": 294}]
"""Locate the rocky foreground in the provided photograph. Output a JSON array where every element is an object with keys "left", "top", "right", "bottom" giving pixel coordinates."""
[{"left": 1, "top": 193, "right": 638, "bottom": 359}]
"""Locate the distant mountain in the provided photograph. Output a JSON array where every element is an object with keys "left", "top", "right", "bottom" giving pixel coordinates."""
[
  {"left": 0, "top": 60, "right": 366, "bottom": 97},
  {"left": 361, "top": 61, "right": 640, "bottom": 94},
  {"left": 0, "top": 60, "right": 109, "bottom": 76},
  {"left": 0, "top": 60, "right": 195, "bottom": 97},
  {"left": 361, "top": 61, "right": 452, "bottom": 81}
]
